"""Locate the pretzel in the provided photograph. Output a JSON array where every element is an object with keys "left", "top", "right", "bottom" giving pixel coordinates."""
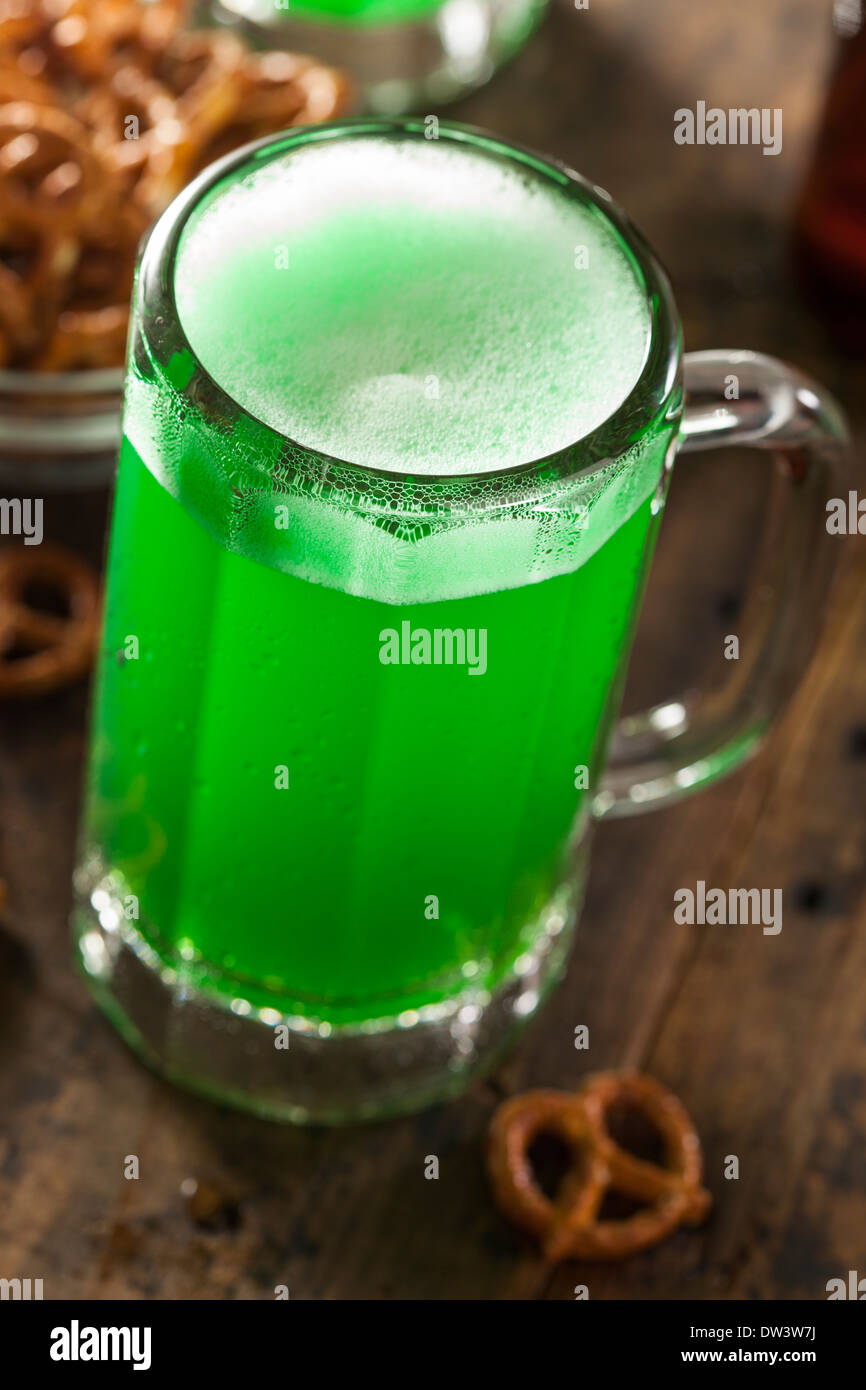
[
  {"left": 0, "top": 68, "right": 56, "bottom": 106},
  {"left": 0, "top": 0, "right": 353, "bottom": 370},
  {"left": 0, "top": 544, "right": 100, "bottom": 696},
  {"left": 0, "top": 102, "right": 108, "bottom": 221},
  {"left": 36, "top": 302, "right": 129, "bottom": 370},
  {"left": 487, "top": 1071, "right": 712, "bottom": 1261},
  {"left": 200, "top": 50, "right": 347, "bottom": 155},
  {"left": 36, "top": 0, "right": 185, "bottom": 81},
  {"left": 0, "top": 1, "right": 43, "bottom": 49},
  {"left": 137, "top": 32, "right": 248, "bottom": 211},
  {"left": 0, "top": 258, "right": 36, "bottom": 364},
  {"left": 79, "top": 65, "right": 182, "bottom": 189}
]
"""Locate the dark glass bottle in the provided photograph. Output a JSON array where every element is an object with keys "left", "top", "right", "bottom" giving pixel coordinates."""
[{"left": 795, "top": 0, "right": 866, "bottom": 349}]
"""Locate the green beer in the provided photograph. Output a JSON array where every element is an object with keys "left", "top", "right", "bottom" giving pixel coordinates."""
[
  {"left": 230, "top": 0, "right": 445, "bottom": 25},
  {"left": 75, "top": 123, "right": 680, "bottom": 1120}
]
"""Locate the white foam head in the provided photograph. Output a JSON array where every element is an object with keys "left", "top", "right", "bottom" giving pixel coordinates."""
[{"left": 175, "top": 134, "right": 651, "bottom": 475}]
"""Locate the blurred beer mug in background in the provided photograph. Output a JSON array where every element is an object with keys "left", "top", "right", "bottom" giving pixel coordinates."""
[{"left": 207, "top": 0, "right": 546, "bottom": 111}]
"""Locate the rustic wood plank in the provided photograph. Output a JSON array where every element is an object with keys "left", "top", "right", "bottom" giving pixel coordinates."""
[{"left": 541, "top": 540, "right": 866, "bottom": 1299}]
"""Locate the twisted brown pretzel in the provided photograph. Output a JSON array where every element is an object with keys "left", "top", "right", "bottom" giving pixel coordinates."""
[
  {"left": 487, "top": 1071, "right": 712, "bottom": 1262},
  {"left": 0, "top": 544, "right": 100, "bottom": 697}
]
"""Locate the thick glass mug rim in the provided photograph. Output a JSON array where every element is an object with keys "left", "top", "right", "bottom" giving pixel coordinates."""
[{"left": 137, "top": 116, "right": 683, "bottom": 512}]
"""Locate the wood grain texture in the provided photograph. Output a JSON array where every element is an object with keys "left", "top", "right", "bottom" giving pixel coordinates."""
[{"left": 1, "top": 0, "right": 864, "bottom": 1300}]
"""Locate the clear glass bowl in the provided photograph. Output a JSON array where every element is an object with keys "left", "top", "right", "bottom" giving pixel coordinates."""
[{"left": 0, "top": 367, "right": 123, "bottom": 492}]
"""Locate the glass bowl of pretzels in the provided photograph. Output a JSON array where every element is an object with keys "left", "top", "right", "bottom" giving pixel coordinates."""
[{"left": 0, "top": 0, "right": 351, "bottom": 487}]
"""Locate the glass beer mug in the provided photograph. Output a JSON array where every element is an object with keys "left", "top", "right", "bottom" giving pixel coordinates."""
[{"left": 73, "top": 120, "right": 845, "bottom": 1122}]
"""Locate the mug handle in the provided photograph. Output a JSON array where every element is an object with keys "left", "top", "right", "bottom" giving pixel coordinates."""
[{"left": 593, "top": 349, "right": 847, "bottom": 820}]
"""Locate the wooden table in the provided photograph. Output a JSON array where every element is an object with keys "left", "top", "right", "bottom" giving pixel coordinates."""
[{"left": 2, "top": 0, "right": 864, "bottom": 1300}]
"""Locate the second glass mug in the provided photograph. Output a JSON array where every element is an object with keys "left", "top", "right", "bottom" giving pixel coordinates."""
[
  {"left": 73, "top": 120, "right": 845, "bottom": 1124},
  {"left": 208, "top": 0, "right": 547, "bottom": 112}
]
